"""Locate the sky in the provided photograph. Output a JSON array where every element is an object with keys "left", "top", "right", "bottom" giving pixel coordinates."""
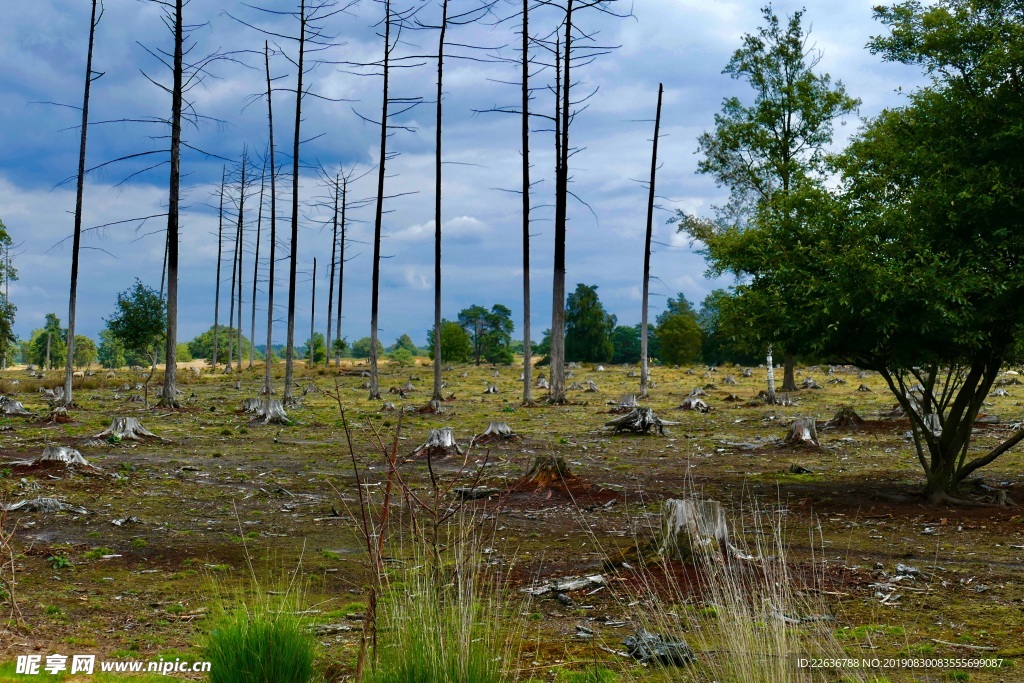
[{"left": 0, "top": 0, "right": 925, "bottom": 348}]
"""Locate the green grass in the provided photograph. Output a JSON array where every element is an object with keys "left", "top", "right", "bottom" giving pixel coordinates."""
[{"left": 204, "top": 607, "right": 315, "bottom": 683}]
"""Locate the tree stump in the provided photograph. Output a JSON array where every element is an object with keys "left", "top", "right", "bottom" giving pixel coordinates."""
[
  {"left": 401, "top": 381, "right": 415, "bottom": 392},
  {"left": 659, "top": 498, "right": 729, "bottom": 562},
  {"left": 722, "top": 375, "right": 738, "bottom": 385},
  {"left": 522, "top": 454, "right": 575, "bottom": 490},
  {"left": 595, "top": 365, "right": 605, "bottom": 372},
  {"left": 41, "top": 406, "right": 72, "bottom": 424},
  {"left": 567, "top": 381, "right": 584, "bottom": 391},
  {"left": 856, "top": 384, "right": 872, "bottom": 392},
  {"left": 741, "top": 368, "right": 753, "bottom": 378},
  {"left": 381, "top": 401, "right": 397, "bottom": 412},
  {"left": 251, "top": 399, "right": 290, "bottom": 425},
  {"left": 585, "top": 379, "right": 599, "bottom": 392},
  {"left": 241, "top": 398, "right": 262, "bottom": 413},
  {"left": 536, "top": 376, "right": 550, "bottom": 390},
  {"left": 824, "top": 406, "right": 864, "bottom": 428},
  {"left": 605, "top": 407, "right": 678, "bottom": 435},
  {"left": 472, "top": 421, "right": 518, "bottom": 445},
  {"left": 678, "top": 396, "right": 711, "bottom": 413},
  {"left": 416, "top": 399, "right": 446, "bottom": 414},
  {"left": 784, "top": 418, "right": 819, "bottom": 446},
  {"left": 483, "top": 384, "right": 499, "bottom": 394},
  {"left": 609, "top": 394, "right": 639, "bottom": 414},
  {"left": 37, "top": 446, "right": 90, "bottom": 467},
  {"left": 992, "top": 388, "right": 1009, "bottom": 397},
  {"left": 801, "top": 377, "right": 821, "bottom": 389},
  {"left": 96, "top": 417, "right": 157, "bottom": 441},
  {"left": 411, "top": 427, "right": 463, "bottom": 458},
  {"left": 688, "top": 387, "right": 705, "bottom": 397},
  {"left": 0, "top": 398, "right": 32, "bottom": 417}
]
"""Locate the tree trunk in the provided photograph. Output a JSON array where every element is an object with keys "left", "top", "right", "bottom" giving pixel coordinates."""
[
  {"left": 431, "top": 0, "right": 449, "bottom": 403},
  {"left": 659, "top": 498, "right": 729, "bottom": 562},
  {"left": 96, "top": 416, "right": 157, "bottom": 441},
  {"left": 263, "top": 42, "right": 278, "bottom": 397},
  {"left": 236, "top": 151, "right": 246, "bottom": 374},
  {"left": 368, "top": 0, "right": 391, "bottom": 401},
  {"left": 549, "top": 25, "right": 570, "bottom": 405},
  {"left": 781, "top": 354, "right": 797, "bottom": 392},
  {"left": 63, "top": 0, "right": 100, "bottom": 409},
  {"left": 284, "top": 0, "right": 307, "bottom": 404},
  {"left": 335, "top": 175, "right": 346, "bottom": 367},
  {"left": 325, "top": 172, "right": 338, "bottom": 370},
  {"left": 308, "top": 257, "right": 316, "bottom": 366},
  {"left": 213, "top": 167, "right": 226, "bottom": 370},
  {"left": 227, "top": 152, "right": 247, "bottom": 372},
  {"left": 639, "top": 84, "right": 663, "bottom": 400},
  {"left": 784, "top": 417, "right": 819, "bottom": 446},
  {"left": 159, "top": 0, "right": 184, "bottom": 409},
  {"left": 249, "top": 156, "right": 265, "bottom": 370},
  {"left": 765, "top": 344, "right": 776, "bottom": 403},
  {"left": 520, "top": 0, "right": 532, "bottom": 406}
]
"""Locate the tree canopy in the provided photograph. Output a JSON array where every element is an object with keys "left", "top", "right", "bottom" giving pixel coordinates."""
[
  {"left": 426, "top": 320, "right": 472, "bottom": 364},
  {"left": 457, "top": 304, "right": 514, "bottom": 365},
  {"left": 564, "top": 284, "right": 615, "bottom": 363},
  {"left": 105, "top": 280, "right": 166, "bottom": 366}
]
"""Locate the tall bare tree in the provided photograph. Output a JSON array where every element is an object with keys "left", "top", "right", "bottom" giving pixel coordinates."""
[
  {"left": 520, "top": 0, "right": 533, "bottom": 405},
  {"left": 639, "top": 83, "right": 663, "bottom": 399},
  {"left": 63, "top": 0, "right": 103, "bottom": 408},
  {"left": 263, "top": 43, "right": 279, "bottom": 396},
  {"left": 249, "top": 155, "right": 267, "bottom": 369},
  {"left": 213, "top": 166, "right": 226, "bottom": 370},
  {"left": 227, "top": 154, "right": 247, "bottom": 372}
]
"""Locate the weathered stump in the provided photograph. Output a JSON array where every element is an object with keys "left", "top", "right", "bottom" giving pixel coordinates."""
[
  {"left": 741, "top": 368, "right": 753, "bottom": 378},
  {"left": 472, "top": 421, "right": 518, "bottom": 445},
  {"left": 522, "top": 455, "right": 575, "bottom": 489},
  {"left": 251, "top": 399, "right": 290, "bottom": 425},
  {"left": 605, "top": 407, "right": 678, "bottom": 435},
  {"left": 483, "top": 384, "right": 499, "bottom": 394},
  {"left": 659, "top": 498, "right": 729, "bottom": 562},
  {"left": 678, "top": 396, "right": 711, "bottom": 413},
  {"left": 595, "top": 365, "right": 605, "bottom": 372},
  {"left": 584, "top": 379, "right": 599, "bottom": 392},
  {"left": 411, "top": 427, "right": 463, "bottom": 458},
  {"left": 416, "top": 399, "right": 446, "bottom": 414},
  {"left": 688, "top": 387, "right": 705, "bottom": 397},
  {"left": 856, "top": 384, "right": 872, "bottom": 392},
  {"left": 241, "top": 398, "right": 262, "bottom": 413},
  {"left": 536, "top": 376, "right": 550, "bottom": 390},
  {"left": 96, "top": 417, "right": 157, "bottom": 441},
  {"left": 824, "top": 406, "right": 864, "bottom": 428},
  {"left": 37, "top": 446, "right": 90, "bottom": 467},
  {"left": 801, "top": 377, "right": 821, "bottom": 389},
  {"left": 381, "top": 401, "right": 397, "bottom": 412},
  {"left": 567, "top": 381, "right": 584, "bottom": 391},
  {"left": 784, "top": 418, "right": 819, "bottom": 447},
  {"left": 722, "top": 375, "right": 738, "bottom": 385},
  {"left": 609, "top": 394, "right": 639, "bottom": 414}
]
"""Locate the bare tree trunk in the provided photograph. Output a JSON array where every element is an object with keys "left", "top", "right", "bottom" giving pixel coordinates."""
[
  {"left": 326, "top": 172, "right": 338, "bottom": 370},
  {"left": 213, "top": 167, "right": 226, "bottom": 370},
  {"left": 309, "top": 257, "right": 316, "bottom": 366},
  {"left": 63, "top": 0, "right": 101, "bottom": 408},
  {"left": 250, "top": 156, "right": 266, "bottom": 370},
  {"left": 521, "top": 0, "right": 532, "bottom": 405},
  {"left": 263, "top": 42, "right": 278, "bottom": 396},
  {"left": 160, "top": 0, "right": 184, "bottom": 408},
  {"left": 766, "top": 344, "right": 776, "bottom": 403},
  {"left": 335, "top": 175, "right": 346, "bottom": 367},
  {"left": 228, "top": 153, "right": 247, "bottom": 372},
  {"left": 284, "top": 0, "right": 308, "bottom": 404},
  {"left": 236, "top": 151, "right": 246, "bottom": 373},
  {"left": 549, "top": 9, "right": 572, "bottom": 405},
  {"left": 782, "top": 354, "right": 797, "bottom": 392},
  {"left": 431, "top": 0, "right": 449, "bottom": 403},
  {"left": 640, "top": 83, "right": 662, "bottom": 400},
  {"left": 369, "top": 0, "right": 392, "bottom": 401}
]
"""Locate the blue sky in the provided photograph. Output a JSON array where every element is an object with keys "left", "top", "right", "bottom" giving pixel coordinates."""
[{"left": 0, "top": 0, "right": 923, "bottom": 347}]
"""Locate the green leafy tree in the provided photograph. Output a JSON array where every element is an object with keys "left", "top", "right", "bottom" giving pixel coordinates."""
[
  {"left": 351, "top": 336, "right": 384, "bottom": 359},
  {"left": 30, "top": 314, "right": 68, "bottom": 369},
  {"left": 389, "top": 348, "right": 415, "bottom": 367},
  {"left": 176, "top": 343, "right": 193, "bottom": 362},
  {"left": 391, "top": 334, "right": 418, "bottom": 355},
  {"left": 684, "top": 5, "right": 858, "bottom": 391},
  {"left": 611, "top": 325, "right": 641, "bottom": 364},
  {"left": 426, "top": 320, "right": 472, "bottom": 364},
  {"left": 332, "top": 338, "right": 348, "bottom": 359},
  {"left": 457, "top": 304, "right": 514, "bottom": 365},
  {"left": 685, "top": 0, "right": 1024, "bottom": 502},
  {"left": 564, "top": 284, "right": 615, "bottom": 363},
  {"left": 188, "top": 327, "right": 260, "bottom": 362},
  {"left": 656, "top": 313, "right": 702, "bottom": 366},
  {"left": 105, "top": 280, "right": 166, "bottom": 373},
  {"left": 97, "top": 329, "right": 126, "bottom": 369},
  {"left": 73, "top": 335, "right": 97, "bottom": 368},
  {"left": 304, "top": 332, "right": 327, "bottom": 364},
  {"left": 697, "top": 289, "right": 760, "bottom": 366}
]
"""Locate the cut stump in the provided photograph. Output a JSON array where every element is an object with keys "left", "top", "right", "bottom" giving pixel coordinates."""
[
  {"left": 784, "top": 418, "right": 820, "bottom": 447},
  {"left": 605, "top": 407, "right": 678, "bottom": 435},
  {"left": 96, "top": 417, "right": 157, "bottom": 441},
  {"left": 411, "top": 427, "right": 464, "bottom": 458},
  {"left": 824, "top": 406, "right": 864, "bottom": 428},
  {"left": 472, "top": 421, "right": 518, "bottom": 445}
]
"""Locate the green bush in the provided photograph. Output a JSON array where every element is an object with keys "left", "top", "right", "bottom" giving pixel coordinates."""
[{"left": 205, "top": 607, "right": 315, "bottom": 683}]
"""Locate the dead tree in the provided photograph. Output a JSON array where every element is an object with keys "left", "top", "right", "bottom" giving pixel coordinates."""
[
  {"left": 252, "top": 398, "right": 290, "bottom": 425},
  {"left": 472, "top": 421, "right": 518, "bottom": 446},
  {"left": 639, "top": 83, "right": 663, "bottom": 399},
  {"left": 37, "top": 446, "right": 90, "bottom": 467},
  {"left": 429, "top": 0, "right": 450, "bottom": 403},
  {"left": 96, "top": 417, "right": 157, "bottom": 441},
  {"left": 522, "top": 454, "right": 575, "bottom": 489},
  {"left": 309, "top": 257, "right": 317, "bottom": 366},
  {"left": 249, "top": 155, "right": 267, "bottom": 369},
  {"left": 242, "top": 397, "right": 262, "bottom": 413},
  {"left": 324, "top": 171, "right": 339, "bottom": 368},
  {"left": 227, "top": 151, "right": 249, "bottom": 372},
  {"left": 62, "top": 0, "right": 103, "bottom": 409},
  {"left": 520, "top": 0, "right": 533, "bottom": 406},
  {"left": 678, "top": 396, "right": 710, "bottom": 413},
  {"left": 784, "top": 418, "right": 819, "bottom": 447},
  {"left": 609, "top": 393, "right": 638, "bottom": 413},
  {"left": 263, "top": 43, "right": 279, "bottom": 396},
  {"left": 213, "top": 167, "right": 226, "bottom": 370}
]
